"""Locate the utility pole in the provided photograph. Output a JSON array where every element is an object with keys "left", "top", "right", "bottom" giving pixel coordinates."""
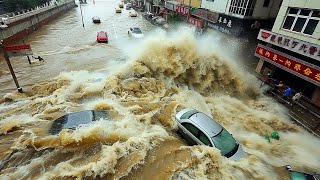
[
  {"left": 0, "top": 40, "right": 23, "bottom": 93},
  {"left": 79, "top": 1, "right": 85, "bottom": 27}
]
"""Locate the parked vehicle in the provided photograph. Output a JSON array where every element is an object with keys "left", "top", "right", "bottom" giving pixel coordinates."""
[
  {"left": 92, "top": 16, "right": 101, "bottom": 23},
  {"left": 97, "top": 31, "right": 108, "bottom": 43},
  {"left": 175, "top": 108, "right": 246, "bottom": 160},
  {"left": 49, "top": 110, "right": 110, "bottom": 134},
  {"left": 128, "top": 27, "right": 144, "bottom": 38},
  {"left": 115, "top": 7, "right": 122, "bottom": 13}
]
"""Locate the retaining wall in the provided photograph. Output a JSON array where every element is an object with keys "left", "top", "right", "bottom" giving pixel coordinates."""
[{"left": 0, "top": 0, "right": 76, "bottom": 45}]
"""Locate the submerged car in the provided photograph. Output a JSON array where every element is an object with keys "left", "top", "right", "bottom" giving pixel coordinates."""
[
  {"left": 115, "top": 7, "right": 122, "bottom": 13},
  {"left": 281, "top": 165, "right": 320, "bottom": 180},
  {"left": 97, "top": 31, "right": 108, "bottom": 43},
  {"left": 49, "top": 110, "right": 110, "bottom": 134},
  {"left": 126, "top": 3, "right": 131, "bottom": 10},
  {"left": 128, "top": 27, "right": 144, "bottom": 38},
  {"left": 92, "top": 16, "right": 101, "bottom": 23},
  {"left": 129, "top": 11, "right": 137, "bottom": 17},
  {"left": 175, "top": 108, "right": 246, "bottom": 160},
  {"left": 119, "top": 2, "right": 124, "bottom": 8}
]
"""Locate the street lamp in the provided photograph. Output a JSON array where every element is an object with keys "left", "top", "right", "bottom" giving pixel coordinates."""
[{"left": 79, "top": 1, "right": 85, "bottom": 27}]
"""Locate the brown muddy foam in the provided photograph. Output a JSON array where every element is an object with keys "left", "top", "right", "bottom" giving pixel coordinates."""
[{"left": 0, "top": 32, "right": 319, "bottom": 179}]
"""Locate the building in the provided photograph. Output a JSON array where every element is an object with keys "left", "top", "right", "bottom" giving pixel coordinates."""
[
  {"left": 255, "top": 0, "right": 320, "bottom": 107},
  {"left": 197, "top": 0, "right": 282, "bottom": 36}
]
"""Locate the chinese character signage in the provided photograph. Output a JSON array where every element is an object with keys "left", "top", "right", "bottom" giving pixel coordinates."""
[
  {"left": 255, "top": 44, "right": 320, "bottom": 86},
  {"left": 5, "top": 45, "right": 33, "bottom": 58},
  {"left": 191, "top": 9, "right": 218, "bottom": 23},
  {"left": 188, "top": 17, "right": 203, "bottom": 28},
  {"left": 207, "top": 14, "right": 243, "bottom": 36},
  {"left": 165, "top": 1, "right": 175, "bottom": 11},
  {"left": 175, "top": 5, "right": 189, "bottom": 16},
  {"left": 257, "top": 29, "right": 320, "bottom": 61}
]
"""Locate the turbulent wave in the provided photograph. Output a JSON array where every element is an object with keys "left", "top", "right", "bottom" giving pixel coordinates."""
[{"left": 0, "top": 30, "right": 319, "bottom": 179}]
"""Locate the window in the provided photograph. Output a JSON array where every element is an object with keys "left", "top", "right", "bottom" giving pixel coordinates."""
[
  {"left": 199, "top": 132, "right": 212, "bottom": 146},
  {"left": 229, "top": 0, "right": 256, "bottom": 17},
  {"left": 206, "top": 0, "right": 214, "bottom": 2},
  {"left": 211, "top": 129, "right": 237, "bottom": 156},
  {"left": 182, "top": 123, "right": 199, "bottom": 137},
  {"left": 282, "top": 8, "right": 320, "bottom": 35},
  {"left": 263, "top": 0, "right": 270, "bottom": 7}
]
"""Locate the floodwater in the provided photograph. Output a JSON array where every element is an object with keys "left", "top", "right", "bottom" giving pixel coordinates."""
[{"left": 0, "top": 0, "right": 320, "bottom": 179}]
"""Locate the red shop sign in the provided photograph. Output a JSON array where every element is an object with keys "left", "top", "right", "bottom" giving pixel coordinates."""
[
  {"left": 255, "top": 44, "right": 320, "bottom": 86},
  {"left": 175, "top": 5, "right": 189, "bottom": 16},
  {"left": 188, "top": 17, "right": 203, "bottom": 28}
]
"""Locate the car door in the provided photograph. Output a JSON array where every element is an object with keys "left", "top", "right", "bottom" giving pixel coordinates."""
[
  {"left": 198, "top": 131, "right": 213, "bottom": 147},
  {"left": 129, "top": 28, "right": 133, "bottom": 35},
  {"left": 181, "top": 122, "right": 200, "bottom": 145}
]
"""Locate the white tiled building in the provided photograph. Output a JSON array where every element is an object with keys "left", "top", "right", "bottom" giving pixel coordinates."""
[{"left": 255, "top": 0, "right": 320, "bottom": 107}]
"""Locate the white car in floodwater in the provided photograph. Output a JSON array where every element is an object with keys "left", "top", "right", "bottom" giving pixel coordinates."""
[
  {"left": 128, "top": 27, "right": 144, "bottom": 39},
  {"left": 175, "top": 108, "right": 246, "bottom": 161}
]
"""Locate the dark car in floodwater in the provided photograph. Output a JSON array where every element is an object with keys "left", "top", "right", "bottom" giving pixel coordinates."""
[
  {"left": 282, "top": 165, "right": 320, "bottom": 180},
  {"left": 49, "top": 110, "right": 110, "bottom": 134}
]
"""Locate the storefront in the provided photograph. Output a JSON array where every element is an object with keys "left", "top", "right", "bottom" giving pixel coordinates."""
[{"left": 255, "top": 29, "right": 320, "bottom": 107}]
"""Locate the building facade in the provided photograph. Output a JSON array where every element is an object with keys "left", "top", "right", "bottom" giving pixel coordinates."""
[
  {"left": 201, "top": 0, "right": 282, "bottom": 36},
  {"left": 255, "top": 0, "right": 320, "bottom": 107}
]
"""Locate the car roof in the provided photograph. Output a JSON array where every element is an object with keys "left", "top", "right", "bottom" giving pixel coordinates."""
[
  {"left": 177, "top": 109, "right": 223, "bottom": 137},
  {"left": 49, "top": 110, "right": 110, "bottom": 134}
]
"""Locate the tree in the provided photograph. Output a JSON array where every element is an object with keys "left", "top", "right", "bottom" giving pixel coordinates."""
[{"left": 3, "top": 0, "right": 51, "bottom": 13}]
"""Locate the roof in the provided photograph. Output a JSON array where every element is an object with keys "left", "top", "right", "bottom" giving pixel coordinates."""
[{"left": 187, "top": 112, "right": 222, "bottom": 137}]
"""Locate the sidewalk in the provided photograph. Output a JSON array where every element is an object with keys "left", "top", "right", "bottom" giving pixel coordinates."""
[{"left": 257, "top": 75, "right": 320, "bottom": 137}]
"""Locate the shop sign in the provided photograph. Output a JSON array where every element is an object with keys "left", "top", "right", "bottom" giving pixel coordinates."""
[
  {"left": 257, "top": 29, "right": 320, "bottom": 61},
  {"left": 191, "top": 9, "right": 218, "bottom": 23},
  {"left": 5, "top": 44, "right": 33, "bottom": 57},
  {"left": 255, "top": 44, "right": 320, "bottom": 86},
  {"left": 188, "top": 17, "right": 203, "bottom": 28},
  {"left": 165, "top": 1, "right": 175, "bottom": 11},
  {"left": 207, "top": 23, "right": 231, "bottom": 35},
  {"left": 175, "top": 5, "right": 189, "bottom": 16}
]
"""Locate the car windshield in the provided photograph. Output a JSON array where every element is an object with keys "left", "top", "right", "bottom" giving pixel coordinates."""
[
  {"left": 133, "top": 28, "right": 142, "bottom": 34},
  {"left": 289, "top": 171, "right": 313, "bottom": 180},
  {"left": 98, "top": 32, "right": 106, "bottom": 37},
  {"left": 211, "top": 129, "right": 237, "bottom": 156}
]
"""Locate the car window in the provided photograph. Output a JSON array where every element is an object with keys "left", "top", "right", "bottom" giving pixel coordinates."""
[
  {"left": 199, "top": 132, "right": 212, "bottom": 146},
  {"left": 133, "top": 28, "right": 142, "bottom": 34},
  {"left": 211, "top": 129, "right": 237, "bottom": 156},
  {"left": 182, "top": 123, "right": 199, "bottom": 137},
  {"left": 180, "top": 110, "right": 198, "bottom": 119},
  {"left": 130, "top": 28, "right": 132, "bottom": 31},
  {"left": 289, "top": 171, "right": 308, "bottom": 180}
]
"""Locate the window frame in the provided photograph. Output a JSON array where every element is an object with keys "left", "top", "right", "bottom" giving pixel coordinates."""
[{"left": 282, "top": 8, "right": 320, "bottom": 35}]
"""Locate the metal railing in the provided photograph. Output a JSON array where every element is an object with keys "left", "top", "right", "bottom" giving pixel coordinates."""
[{"left": 0, "top": 0, "right": 74, "bottom": 25}]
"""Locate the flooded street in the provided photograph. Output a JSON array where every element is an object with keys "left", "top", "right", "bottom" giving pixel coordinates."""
[
  {"left": 0, "top": 0, "right": 320, "bottom": 179},
  {"left": 0, "top": 0, "right": 155, "bottom": 96}
]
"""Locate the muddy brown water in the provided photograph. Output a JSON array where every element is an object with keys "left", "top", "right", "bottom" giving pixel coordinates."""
[{"left": 0, "top": 0, "right": 319, "bottom": 179}]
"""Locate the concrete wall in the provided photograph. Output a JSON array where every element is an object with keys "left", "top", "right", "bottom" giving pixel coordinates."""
[
  {"left": 0, "top": 0, "right": 75, "bottom": 44},
  {"left": 252, "top": 0, "right": 282, "bottom": 19},
  {"left": 201, "top": 0, "right": 229, "bottom": 13},
  {"left": 271, "top": 0, "right": 320, "bottom": 44}
]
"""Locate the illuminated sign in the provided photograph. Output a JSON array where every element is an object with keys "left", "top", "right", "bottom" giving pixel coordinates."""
[
  {"left": 257, "top": 29, "right": 320, "bottom": 61},
  {"left": 255, "top": 44, "right": 320, "bottom": 86}
]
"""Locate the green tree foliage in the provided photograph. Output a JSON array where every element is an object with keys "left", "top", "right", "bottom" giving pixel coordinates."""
[{"left": 3, "top": 0, "right": 51, "bottom": 13}]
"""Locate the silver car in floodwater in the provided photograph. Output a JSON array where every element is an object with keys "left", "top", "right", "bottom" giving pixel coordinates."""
[{"left": 175, "top": 108, "right": 246, "bottom": 160}]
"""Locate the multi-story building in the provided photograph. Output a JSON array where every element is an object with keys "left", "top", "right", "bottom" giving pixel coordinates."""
[
  {"left": 195, "top": 0, "right": 282, "bottom": 36},
  {"left": 255, "top": 0, "right": 320, "bottom": 107}
]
